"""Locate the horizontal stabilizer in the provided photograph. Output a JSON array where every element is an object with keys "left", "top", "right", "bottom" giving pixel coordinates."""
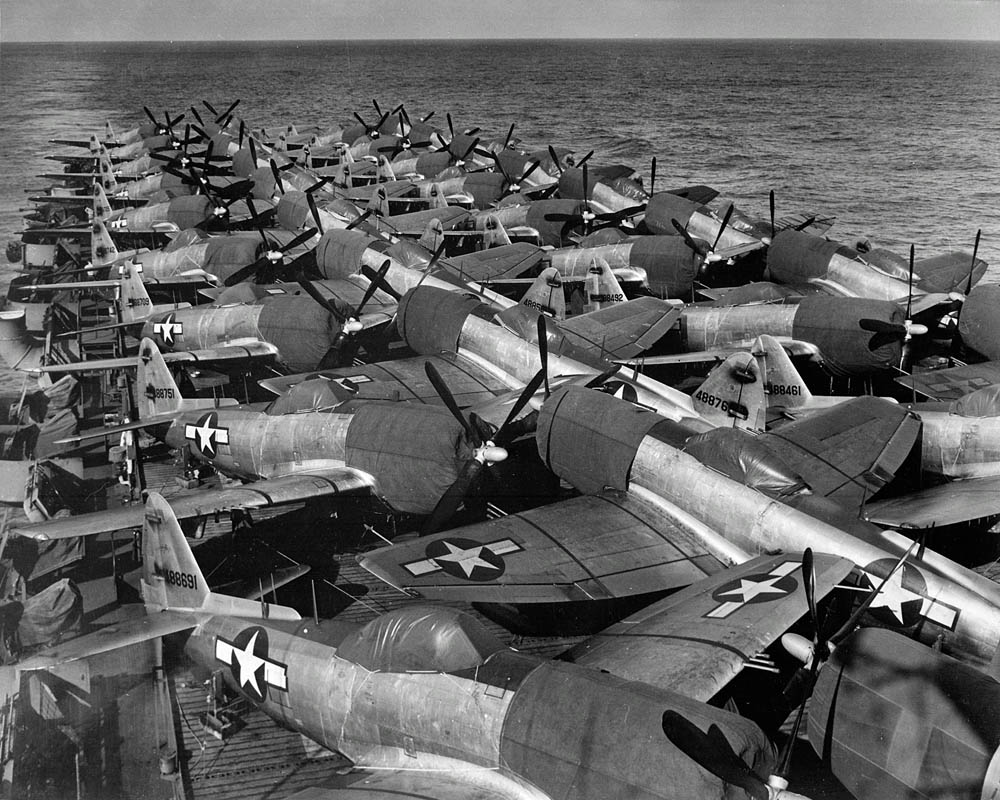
[{"left": 864, "top": 475, "right": 1000, "bottom": 529}]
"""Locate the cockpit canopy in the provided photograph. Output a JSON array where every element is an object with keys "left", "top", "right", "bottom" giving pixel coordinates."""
[{"left": 336, "top": 605, "right": 506, "bottom": 674}]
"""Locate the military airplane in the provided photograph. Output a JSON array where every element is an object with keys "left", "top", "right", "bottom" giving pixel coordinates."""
[{"left": 12, "top": 490, "right": 840, "bottom": 800}]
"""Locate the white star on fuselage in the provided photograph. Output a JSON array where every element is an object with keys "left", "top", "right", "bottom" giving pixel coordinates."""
[
  {"left": 717, "top": 576, "right": 789, "bottom": 604},
  {"left": 433, "top": 541, "right": 496, "bottom": 577},
  {"left": 864, "top": 568, "right": 913, "bottom": 624},
  {"left": 232, "top": 631, "right": 265, "bottom": 695},
  {"left": 186, "top": 417, "right": 227, "bottom": 455}
]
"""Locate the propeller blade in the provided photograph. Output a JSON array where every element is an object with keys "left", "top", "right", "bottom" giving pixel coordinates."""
[
  {"left": 502, "top": 122, "right": 515, "bottom": 150},
  {"left": 143, "top": 106, "right": 160, "bottom": 127},
  {"left": 425, "top": 361, "right": 476, "bottom": 442},
  {"left": 216, "top": 99, "right": 240, "bottom": 124},
  {"left": 189, "top": 105, "right": 204, "bottom": 126},
  {"left": 793, "top": 215, "right": 816, "bottom": 232},
  {"left": 671, "top": 218, "right": 707, "bottom": 257},
  {"left": 712, "top": 203, "right": 735, "bottom": 252},
  {"left": 769, "top": 190, "right": 776, "bottom": 239},
  {"left": 420, "top": 458, "right": 484, "bottom": 536},
  {"left": 494, "top": 368, "right": 546, "bottom": 446},
  {"left": 965, "top": 228, "right": 982, "bottom": 296},
  {"left": 802, "top": 548, "right": 819, "bottom": 638},
  {"left": 355, "top": 259, "right": 391, "bottom": 316},
  {"left": 547, "top": 145, "right": 564, "bottom": 175},
  {"left": 537, "top": 314, "right": 550, "bottom": 398},
  {"left": 661, "top": 712, "right": 770, "bottom": 800},
  {"left": 281, "top": 227, "right": 318, "bottom": 253},
  {"left": 202, "top": 99, "right": 218, "bottom": 115},
  {"left": 306, "top": 192, "right": 324, "bottom": 235},
  {"left": 360, "top": 261, "right": 401, "bottom": 301},
  {"left": 298, "top": 280, "right": 348, "bottom": 325},
  {"left": 346, "top": 208, "right": 373, "bottom": 231},
  {"left": 575, "top": 150, "right": 594, "bottom": 167},
  {"left": 649, "top": 156, "right": 657, "bottom": 195}
]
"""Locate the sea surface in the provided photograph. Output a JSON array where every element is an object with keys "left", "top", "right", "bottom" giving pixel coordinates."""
[{"left": 1, "top": 38, "right": 999, "bottom": 279}]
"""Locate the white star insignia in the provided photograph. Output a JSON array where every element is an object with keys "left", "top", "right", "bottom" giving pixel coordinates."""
[
  {"left": 231, "top": 630, "right": 265, "bottom": 695},
  {"left": 432, "top": 541, "right": 496, "bottom": 577},
  {"left": 717, "top": 576, "right": 789, "bottom": 604}
]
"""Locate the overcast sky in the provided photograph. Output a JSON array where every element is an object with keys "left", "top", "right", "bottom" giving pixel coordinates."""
[{"left": 2, "top": 0, "right": 998, "bottom": 42}]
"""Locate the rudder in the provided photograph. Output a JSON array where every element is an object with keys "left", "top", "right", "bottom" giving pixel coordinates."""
[
  {"left": 140, "top": 492, "right": 208, "bottom": 611},
  {"left": 753, "top": 334, "right": 812, "bottom": 409},
  {"left": 692, "top": 352, "right": 766, "bottom": 430}
]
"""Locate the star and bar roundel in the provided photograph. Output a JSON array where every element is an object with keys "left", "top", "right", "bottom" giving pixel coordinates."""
[
  {"left": 705, "top": 560, "right": 799, "bottom": 619},
  {"left": 152, "top": 313, "right": 183, "bottom": 345},
  {"left": 403, "top": 536, "right": 524, "bottom": 582},
  {"left": 215, "top": 627, "right": 288, "bottom": 703},
  {"left": 185, "top": 412, "right": 229, "bottom": 458}
]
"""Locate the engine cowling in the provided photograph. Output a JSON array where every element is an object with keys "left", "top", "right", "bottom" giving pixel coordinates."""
[
  {"left": 396, "top": 285, "right": 487, "bottom": 357},
  {"left": 792, "top": 295, "right": 903, "bottom": 376}
]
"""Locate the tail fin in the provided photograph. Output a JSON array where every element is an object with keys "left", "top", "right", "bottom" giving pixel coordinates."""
[
  {"left": 97, "top": 149, "right": 118, "bottom": 196},
  {"left": 428, "top": 182, "right": 447, "bottom": 210},
  {"left": 119, "top": 262, "right": 152, "bottom": 324},
  {"left": 521, "top": 267, "right": 566, "bottom": 320},
  {"left": 369, "top": 185, "right": 391, "bottom": 217},
  {"left": 752, "top": 334, "right": 812, "bottom": 409},
  {"left": 482, "top": 214, "right": 511, "bottom": 249},
  {"left": 140, "top": 492, "right": 300, "bottom": 619},
  {"left": 91, "top": 219, "right": 120, "bottom": 266},
  {"left": 135, "top": 338, "right": 186, "bottom": 418},
  {"left": 378, "top": 155, "right": 396, "bottom": 182},
  {"left": 141, "top": 492, "right": 210, "bottom": 610},
  {"left": 93, "top": 182, "right": 113, "bottom": 222},
  {"left": 275, "top": 132, "right": 288, "bottom": 152},
  {"left": 104, "top": 120, "right": 116, "bottom": 143},
  {"left": 692, "top": 352, "right": 766, "bottom": 430},
  {"left": 582, "top": 256, "right": 626, "bottom": 313},
  {"left": 88, "top": 133, "right": 101, "bottom": 155},
  {"left": 419, "top": 218, "right": 445, "bottom": 253}
]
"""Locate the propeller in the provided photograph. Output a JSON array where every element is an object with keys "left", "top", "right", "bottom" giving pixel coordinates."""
[
  {"left": 214, "top": 99, "right": 240, "bottom": 125},
  {"left": 900, "top": 244, "right": 918, "bottom": 373},
  {"left": 661, "top": 711, "right": 771, "bottom": 800},
  {"left": 420, "top": 361, "right": 511, "bottom": 535},
  {"left": 353, "top": 109, "right": 390, "bottom": 140},
  {"left": 545, "top": 164, "right": 636, "bottom": 236},
  {"left": 222, "top": 198, "right": 317, "bottom": 285},
  {"left": 649, "top": 156, "right": 657, "bottom": 195},
  {"left": 537, "top": 313, "right": 551, "bottom": 398}
]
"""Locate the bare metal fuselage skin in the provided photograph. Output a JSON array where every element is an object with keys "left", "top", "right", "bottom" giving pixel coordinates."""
[
  {"left": 185, "top": 614, "right": 773, "bottom": 800},
  {"left": 917, "top": 409, "right": 1000, "bottom": 479}
]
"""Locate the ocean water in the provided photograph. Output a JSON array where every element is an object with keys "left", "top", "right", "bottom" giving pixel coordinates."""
[{"left": 1, "top": 38, "right": 999, "bottom": 279}]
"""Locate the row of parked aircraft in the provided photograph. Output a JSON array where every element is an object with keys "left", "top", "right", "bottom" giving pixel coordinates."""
[{"left": 6, "top": 98, "right": 1000, "bottom": 800}]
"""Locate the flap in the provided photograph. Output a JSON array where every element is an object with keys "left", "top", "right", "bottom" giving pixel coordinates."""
[
  {"left": 560, "top": 295, "right": 682, "bottom": 359},
  {"left": 864, "top": 475, "right": 1000, "bottom": 528},
  {"left": 360, "top": 491, "right": 725, "bottom": 603},
  {"left": 566, "top": 551, "right": 854, "bottom": 701},
  {"left": 12, "top": 468, "right": 377, "bottom": 541},
  {"left": 760, "top": 396, "right": 921, "bottom": 506}
]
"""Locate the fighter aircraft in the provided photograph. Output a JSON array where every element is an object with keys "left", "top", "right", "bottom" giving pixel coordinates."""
[
  {"left": 361, "top": 382, "right": 1000, "bottom": 675},
  {"left": 12, "top": 490, "right": 840, "bottom": 800}
]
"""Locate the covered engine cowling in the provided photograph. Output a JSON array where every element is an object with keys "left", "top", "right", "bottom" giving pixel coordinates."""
[
  {"left": 809, "top": 627, "right": 1000, "bottom": 800},
  {"left": 458, "top": 172, "right": 507, "bottom": 209},
  {"left": 311, "top": 229, "right": 373, "bottom": 280},
  {"left": 682, "top": 428, "right": 808, "bottom": 497},
  {"left": 164, "top": 195, "right": 213, "bottom": 230},
  {"left": 255, "top": 294, "right": 346, "bottom": 372},
  {"left": 275, "top": 191, "right": 313, "bottom": 231},
  {"left": 792, "top": 295, "right": 903, "bottom": 376},
  {"left": 766, "top": 229, "right": 858, "bottom": 285},
  {"left": 536, "top": 386, "right": 661, "bottom": 495},
  {"left": 641, "top": 192, "right": 700, "bottom": 235},
  {"left": 523, "top": 199, "right": 587, "bottom": 247},
  {"left": 959, "top": 284, "right": 1000, "bottom": 360},
  {"left": 630, "top": 236, "right": 699, "bottom": 299},
  {"left": 396, "top": 286, "right": 487, "bottom": 357},
  {"left": 201, "top": 237, "right": 263, "bottom": 282}
]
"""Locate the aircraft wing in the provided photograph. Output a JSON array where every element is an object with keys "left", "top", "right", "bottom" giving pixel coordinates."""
[
  {"left": 447, "top": 243, "right": 546, "bottom": 283},
  {"left": 565, "top": 552, "right": 853, "bottom": 701},
  {"left": 257, "top": 352, "right": 512, "bottom": 407},
  {"left": 616, "top": 339, "right": 821, "bottom": 367},
  {"left": 12, "top": 468, "right": 378, "bottom": 541},
  {"left": 15, "top": 609, "right": 200, "bottom": 670},
  {"left": 359, "top": 491, "right": 726, "bottom": 603},
  {"left": 775, "top": 213, "right": 836, "bottom": 236},
  {"left": 760, "top": 396, "right": 921, "bottom": 507},
  {"left": 863, "top": 475, "right": 1000, "bottom": 529},
  {"left": 895, "top": 361, "right": 1000, "bottom": 401},
  {"left": 41, "top": 341, "right": 282, "bottom": 373},
  {"left": 282, "top": 770, "right": 530, "bottom": 800},
  {"left": 559, "top": 296, "right": 683, "bottom": 359}
]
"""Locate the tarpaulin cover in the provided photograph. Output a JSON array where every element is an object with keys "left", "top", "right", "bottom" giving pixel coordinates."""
[
  {"left": 163, "top": 228, "right": 207, "bottom": 252},
  {"left": 275, "top": 191, "right": 312, "bottom": 232},
  {"left": 345, "top": 403, "right": 467, "bottom": 514},
  {"left": 337, "top": 605, "right": 504, "bottom": 672},
  {"left": 214, "top": 282, "right": 264, "bottom": 304},
  {"left": 630, "top": 236, "right": 699, "bottom": 298},
  {"left": 524, "top": 199, "right": 586, "bottom": 247},
  {"left": 502, "top": 659, "right": 777, "bottom": 800},
  {"left": 15, "top": 578, "right": 82, "bottom": 647},
  {"left": 557, "top": 166, "right": 635, "bottom": 200},
  {"left": 204, "top": 237, "right": 261, "bottom": 273},
  {"left": 683, "top": 428, "right": 807, "bottom": 497},
  {"left": 959, "top": 284, "right": 1000, "bottom": 360},
  {"left": 458, "top": 172, "right": 506, "bottom": 209},
  {"left": 708, "top": 282, "right": 803, "bottom": 306},
  {"left": 266, "top": 378, "right": 347, "bottom": 415},
  {"left": 766, "top": 229, "right": 857, "bottom": 284},
  {"left": 25, "top": 375, "right": 78, "bottom": 424},
  {"left": 537, "top": 386, "right": 660, "bottom": 495},
  {"left": 257, "top": 295, "right": 344, "bottom": 373},
  {"left": 314, "top": 229, "right": 371, "bottom": 280},
  {"left": 397, "top": 286, "right": 484, "bottom": 357},
  {"left": 30, "top": 537, "right": 84, "bottom": 580},
  {"left": 809, "top": 627, "right": 1000, "bottom": 800},
  {"left": 641, "top": 191, "right": 698, "bottom": 235},
  {"left": 916, "top": 251, "right": 988, "bottom": 294},
  {"left": 413, "top": 151, "right": 454, "bottom": 178},
  {"left": 950, "top": 385, "right": 1000, "bottom": 417},
  {"left": 34, "top": 408, "right": 78, "bottom": 458},
  {"left": 251, "top": 165, "right": 278, "bottom": 200},
  {"left": 231, "top": 146, "right": 256, "bottom": 179},
  {"left": 793, "top": 295, "right": 903, "bottom": 376},
  {"left": 165, "top": 195, "right": 212, "bottom": 230}
]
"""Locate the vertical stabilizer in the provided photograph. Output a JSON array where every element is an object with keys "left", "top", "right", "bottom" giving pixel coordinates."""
[
  {"left": 369, "top": 185, "right": 391, "bottom": 217},
  {"left": 753, "top": 334, "right": 812, "bottom": 409},
  {"left": 91, "top": 219, "right": 120, "bottom": 267},
  {"left": 97, "top": 149, "right": 118, "bottom": 195},
  {"left": 582, "top": 256, "right": 626, "bottom": 313},
  {"left": 93, "top": 183, "right": 113, "bottom": 222},
  {"left": 419, "top": 218, "right": 445, "bottom": 254},
  {"left": 119, "top": 262, "right": 153, "bottom": 325},
  {"left": 428, "top": 182, "right": 447, "bottom": 210},
  {"left": 521, "top": 267, "right": 567, "bottom": 320},
  {"left": 482, "top": 214, "right": 512, "bottom": 249},
  {"left": 134, "top": 338, "right": 185, "bottom": 419},
  {"left": 378, "top": 155, "right": 396, "bottom": 183},
  {"left": 692, "top": 352, "right": 766, "bottom": 430},
  {"left": 141, "top": 492, "right": 209, "bottom": 611},
  {"left": 104, "top": 121, "right": 117, "bottom": 143}
]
